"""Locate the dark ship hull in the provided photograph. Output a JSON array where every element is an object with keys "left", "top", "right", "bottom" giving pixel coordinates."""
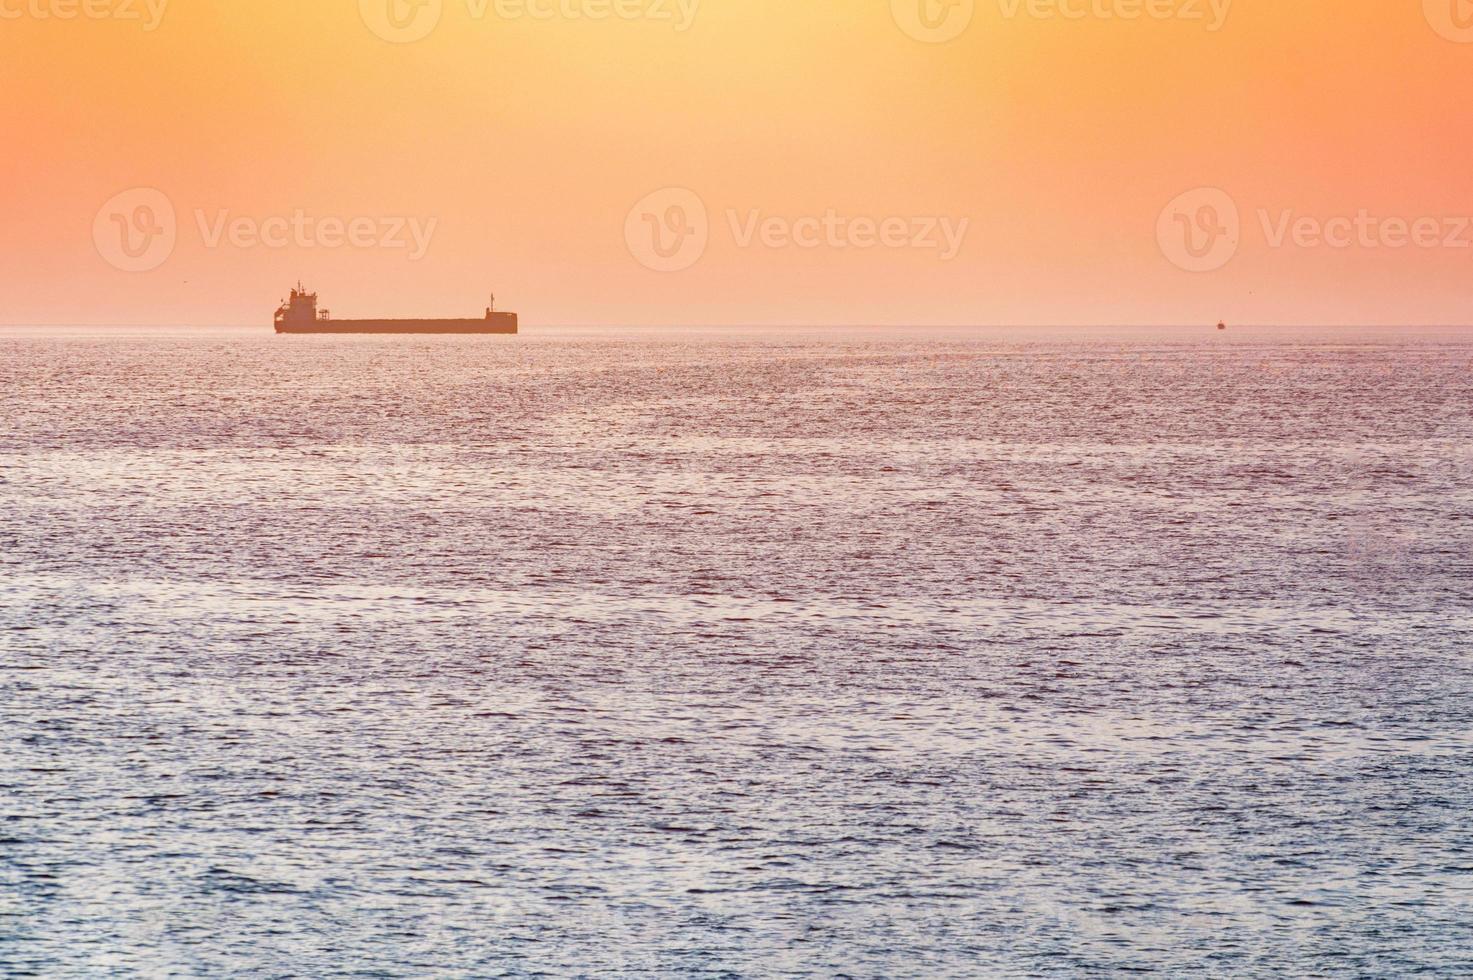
[
  {"left": 276, "top": 313, "right": 518, "bottom": 335},
  {"left": 273, "top": 283, "right": 518, "bottom": 335}
]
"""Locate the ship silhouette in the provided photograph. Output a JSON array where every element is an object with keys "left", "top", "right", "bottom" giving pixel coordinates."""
[{"left": 274, "top": 283, "right": 517, "bottom": 334}]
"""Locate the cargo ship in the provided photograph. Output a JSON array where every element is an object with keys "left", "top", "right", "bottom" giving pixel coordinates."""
[{"left": 273, "top": 283, "right": 517, "bottom": 334}]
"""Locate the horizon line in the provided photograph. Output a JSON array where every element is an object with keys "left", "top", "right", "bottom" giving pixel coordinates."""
[{"left": 6, "top": 321, "right": 1473, "bottom": 331}]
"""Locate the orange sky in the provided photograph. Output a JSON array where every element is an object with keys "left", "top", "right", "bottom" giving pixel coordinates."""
[{"left": 2, "top": 0, "right": 1471, "bottom": 326}]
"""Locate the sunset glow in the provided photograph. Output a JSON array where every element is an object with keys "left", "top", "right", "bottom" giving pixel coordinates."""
[{"left": 5, "top": 0, "right": 1472, "bottom": 325}]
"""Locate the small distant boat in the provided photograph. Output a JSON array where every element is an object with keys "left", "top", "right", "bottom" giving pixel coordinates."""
[{"left": 1217, "top": 321, "right": 1227, "bottom": 331}]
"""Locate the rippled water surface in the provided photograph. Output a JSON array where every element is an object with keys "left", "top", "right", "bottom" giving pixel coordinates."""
[{"left": 3, "top": 326, "right": 1472, "bottom": 976}]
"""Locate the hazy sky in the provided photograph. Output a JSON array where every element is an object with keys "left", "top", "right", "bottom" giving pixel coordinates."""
[{"left": 4, "top": 0, "right": 1472, "bottom": 326}]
